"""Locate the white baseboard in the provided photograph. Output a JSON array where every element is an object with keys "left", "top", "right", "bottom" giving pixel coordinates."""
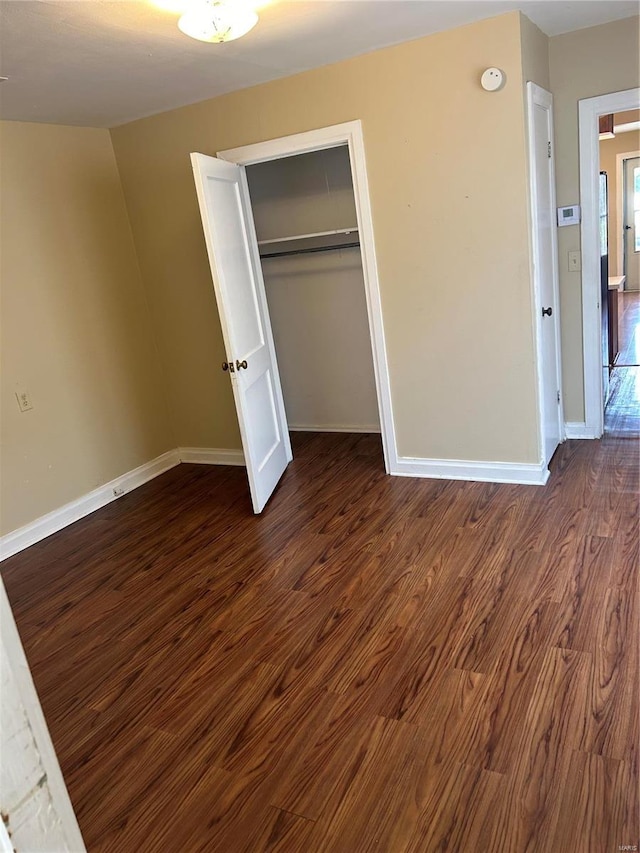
[
  {"left": 564, "top": 422, "right": 598, "bottom": 439},
  {"left": 0, "top": 446, "right": 247, "bottom": 562},
  {"left": 0, "top": 441, "right": 551, "bottom": 562},
  {"left": 178, "top": 447, "right": 245, "bottom": 465},
  {"left": 391, "top": 455, "right": 550, "bottom": 486},
  {"left": 0, "top": 450, "right": 180, "bottom": 562},
  {"left": 288, "top": 424, "right": 381, "bottom": 434}
]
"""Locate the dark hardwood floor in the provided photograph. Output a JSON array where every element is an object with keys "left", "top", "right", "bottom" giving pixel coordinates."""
[
  {"left": 2, "top": 432, "right": 638, "bottom": 852},
  {"left": 606, "top": 291, "right": 640, "bottom": 436}
]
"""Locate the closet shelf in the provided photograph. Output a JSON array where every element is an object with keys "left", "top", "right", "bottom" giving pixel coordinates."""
[{"left": 258, "top": 228, "right": 359, "bottom": 259}]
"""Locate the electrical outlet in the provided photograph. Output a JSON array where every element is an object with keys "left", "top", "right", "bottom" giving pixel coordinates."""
[
  {"left": 15, "top": 390, "right": 33, "bottom": 412},
  {"left": 568, "top": 251, "right": 581, "bottom": 272}
]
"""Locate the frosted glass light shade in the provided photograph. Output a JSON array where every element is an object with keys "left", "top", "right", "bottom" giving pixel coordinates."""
[{"left": 178, "top": 0, "right": 258, "bottom": 43}]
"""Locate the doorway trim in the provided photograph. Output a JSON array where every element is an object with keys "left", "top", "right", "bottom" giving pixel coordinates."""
[
  {"left": 578, "top": 87, "right": 640, "bottom": 438},
  {"left": 218, "top": 120, "right": 398, "bottom": 473},
  {"left": 616, "top": 149, "right": 640, "bottom": 281}
]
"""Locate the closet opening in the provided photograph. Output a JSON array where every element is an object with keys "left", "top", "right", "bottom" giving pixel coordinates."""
[
  {"left": 244, "top": 145, "right": 381, "bottom": 444},
  {"left": 217, "top": 121, "right": 397, "bottom": 480},
  {"left": 194, "top": 121, "right": 397, "bottom": 511}
]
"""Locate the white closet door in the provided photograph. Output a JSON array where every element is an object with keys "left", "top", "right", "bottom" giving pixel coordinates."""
[{"left": 191, "top": 153, "right": 291, "bottom": 513}]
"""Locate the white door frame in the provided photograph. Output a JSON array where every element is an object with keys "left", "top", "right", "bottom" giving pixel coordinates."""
[
  {"left": 526, "top": 82, "right": 564, "bottom": 464},
  {"left": 218, "top": 120, "right": 398, "bottom": 473},
  {"left": 1, "top": 580, "right": 86, "bottom": 851},
  {"left": 578, "top": 87, "right": 640, "bottom": 437},
  {"left": 617, "top": 149, "right": 640, "bottom": 282}
]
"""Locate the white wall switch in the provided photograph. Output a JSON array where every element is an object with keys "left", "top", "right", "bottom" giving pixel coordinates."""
[
  {"left": 568, "top": 251, "right": 581, "bottom": 272},
  {"left": 15, "top": 390, "right": 34, "bottom": 412}
]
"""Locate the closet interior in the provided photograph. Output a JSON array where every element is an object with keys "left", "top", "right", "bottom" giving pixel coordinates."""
[{"left": 246, "top": 145, "right": 381, "bottom": 436}]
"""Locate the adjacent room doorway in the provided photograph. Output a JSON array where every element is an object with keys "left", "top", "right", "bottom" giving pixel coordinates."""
[{"left": 578, "top": 87, "right": 640, "bottom": 437}]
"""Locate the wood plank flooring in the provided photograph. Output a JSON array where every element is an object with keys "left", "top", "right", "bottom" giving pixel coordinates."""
[
  {"left": 606, "top": 291, "right": 640, "bottom": 436},
  {"left": 2, "top": 432, "right": 639, "bottom": 852}
]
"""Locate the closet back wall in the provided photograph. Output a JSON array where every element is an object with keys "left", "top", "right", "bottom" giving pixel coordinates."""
[{"left": 247, "top": 149, "right": 380, "bottom": 432}]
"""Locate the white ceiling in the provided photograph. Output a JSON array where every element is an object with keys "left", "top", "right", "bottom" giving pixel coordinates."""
[{"left": 0, "top": 0, "right": 638, "bottom": 128}]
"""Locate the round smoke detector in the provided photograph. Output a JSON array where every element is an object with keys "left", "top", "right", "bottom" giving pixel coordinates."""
[{"left": 481, "top": 68, "right": 506, "bottom": 92}]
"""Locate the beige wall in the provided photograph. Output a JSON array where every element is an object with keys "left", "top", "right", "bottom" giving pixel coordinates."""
[
  {"left": 520, "top": 13, "right": 550, "bottom": 91},
  {"left": 549, "top": 17, "right": 640, "bottom": 421},
  {"left": 599, "top": 121, "right": 640, "bottom": 278},
  {"left": 111, "top": 11, "right": 542, "bottom": 465},
  {"left": 0, "top": 122, "right": 174, "bottom": 535}
]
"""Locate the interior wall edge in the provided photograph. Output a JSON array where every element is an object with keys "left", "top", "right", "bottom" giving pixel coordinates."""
[{"left": 106, "top": 129, "right": 178, "bottom": 447}]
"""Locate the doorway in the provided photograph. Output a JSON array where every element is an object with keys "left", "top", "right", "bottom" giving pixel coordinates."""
[
  {"left": 218, "top": 123, "right": 395, "bottom": 468},
  {"left": 193, "top": 121, "right": 398, "bottom": 512},
  {"left": 244, "top": 146, "right": 381, "bottom": 439},
  {"left": 604, "top": 290, "right": 640, "bottom": 434},
  {"left": 597, "top": 110, "right": 640, "bottom": 434},
  {"left": 578, "top": 87, "right": 640, "bottom": 437}
]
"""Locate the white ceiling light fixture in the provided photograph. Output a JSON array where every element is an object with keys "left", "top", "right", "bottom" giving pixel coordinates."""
[{"left": 178, "top": 0, "right": 258, "bottom": 43}]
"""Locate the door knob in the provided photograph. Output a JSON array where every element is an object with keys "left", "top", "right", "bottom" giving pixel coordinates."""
[
  {"left": 624, "top": 225, "right": 632, "bottom": 230},
  {"left": 236, "top": 359, "right": 248, "bottom": 370},
  {"left": 542, "top": 306, "right": 553, "bottom": 317},
  {"left": 222, "top": 361, "right": 235, "bottom": 372}
]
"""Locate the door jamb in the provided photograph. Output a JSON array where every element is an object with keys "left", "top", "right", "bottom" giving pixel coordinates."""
[
  {"left": 526, "top": 82, "right": 564, "bottom": 465},
  {"left": 578, "top": 87, "right": 640, "bottom": 438},
  {"left": 616, "top": 149, "right": 640, "bottom": 280},
  {"left": 218, "top": 120, "right": 398, "bottom": 473}
]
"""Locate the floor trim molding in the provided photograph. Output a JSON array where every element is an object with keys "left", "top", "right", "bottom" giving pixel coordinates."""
[
  {"left": 178, "top": 447, "right": 245, "bottom": 465},
  {"left": 1, "top": 444, "right": 552, "bottom": 561},
  {"left": 0, "top": 446, "right": 247, "bottom": 562},
  {"left": 564, "top": 422, "right": 598, "bottom": 439},
  {"left": 391, "top": 455, "right": 550, "bottom": 486},
  {"left": 288, "top": 424, "right": 381, "bottom": 434},
  {"left": 0, "top": 450, "right": 180, "bottom": 562}
]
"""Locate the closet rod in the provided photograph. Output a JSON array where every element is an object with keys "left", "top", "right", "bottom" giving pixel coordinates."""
[
  {"left": 260, "top": 241, "right": 360, "bottom": 259},
  {"left": 258, "top": 228, "right": 358, "bottom": 246}
]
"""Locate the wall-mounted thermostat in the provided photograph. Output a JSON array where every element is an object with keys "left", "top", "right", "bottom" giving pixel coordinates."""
[{"left": 557, "top": 205, "right": 580, "bottom": 226}]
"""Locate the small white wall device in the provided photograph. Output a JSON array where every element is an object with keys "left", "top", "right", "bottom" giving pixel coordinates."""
[
  {"left": 557, "top": 205, "right": 581, "bottom": 227},
  {"left": 480, "top": 68, "right": 506, "bottom": 92}
]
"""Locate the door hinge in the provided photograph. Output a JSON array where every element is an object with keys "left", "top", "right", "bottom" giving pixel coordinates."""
[
  {"left": 548, "top": 141, "right": 552, "bottom": 159},
  {"left": 557, "top": 390, "right": 561, "bottom": 404}
]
